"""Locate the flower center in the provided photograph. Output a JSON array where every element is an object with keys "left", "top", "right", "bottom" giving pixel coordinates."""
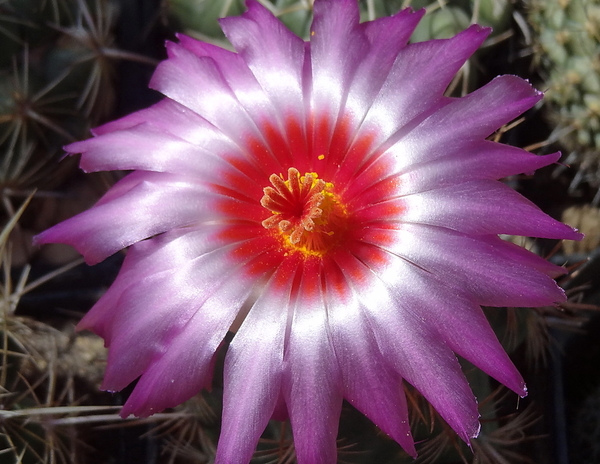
[{"left": 261, "top": 167, "right": 347, "bottom": 256}]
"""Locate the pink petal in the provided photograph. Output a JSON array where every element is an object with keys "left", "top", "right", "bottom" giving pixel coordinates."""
[
  {"left": 325, "top": 259, "right": 416, "bottom": 456},
  {"left": 91, "top": 99, "right": 223, "bottom": 144},
  {"left": 401, "top": 146, "right": 561, "bottom": 192},
  {"left": 219, "top": 1, "right": 305, "bottom": 119},
  {"left": 215, "top": 262, "right": 295, "bottom": 464},
  {"left": 353, "top": 8, "right": 424, "bottom": 110},
  {"left": 150, "top": 42, "right": 276, "bottom": 161},
  {"left": 426, "top": 289, "right": 526, "bottom": 396},
  {"left": 309, "top": 0, "right": 365, "bottom": 115},
  {"left": 352, "top": 8, "right": 425, "bottom": 110},
  {"left": 318, "top": 8, "right": 424, "bottom": 179},
  {"left": 119, "top": 269, "right": 255, "bottom": 417},
  {"left": 344, "top": 245, "right": 526, "bottom": 395},
  {"left": 70, "top": 123, "right": 246, "bottom": 179},
  {"left": 383, "top": 75, "right": 543, "bottom": 172},
  {"left": 78, "top": 224, "right": 232, "bottom": 338},
  {"left": 176, "top": 34, "right": 299, "bottom": 166},
  {"left": 356, "top": 223, "right": 568, "bottom": 308},
  {"left": 359, "top": 25, "right": 490, "bottom": 145},
  {"left": 350, "top": 143, "right": 561, "bottom": 202},
  {"left": 399, "top": 180, "right": 582, "bottom": 239},
  {"left": 282, "top": 262, "right": 343, "bottom": 464},
  {"left": 34, "top": 172, "right": 224, "bottom": 264},
  {"left": 101, "top": 241, "right": 256, "bottom": 393},
  {"left": 342, "top": 248, "right": 480, "bottom": 442}
]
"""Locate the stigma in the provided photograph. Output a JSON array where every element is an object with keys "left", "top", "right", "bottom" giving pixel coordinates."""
[{"left": 261, "top": 167, "right": 347, "bottom": 256}]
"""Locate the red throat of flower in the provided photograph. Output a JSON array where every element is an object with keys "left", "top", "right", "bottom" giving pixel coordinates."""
[{"left": 261, "top": 167, "right": 348, "bottom": 257}]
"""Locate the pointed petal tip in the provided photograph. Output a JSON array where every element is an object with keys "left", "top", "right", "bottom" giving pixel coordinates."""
[
  {"left": 31, "top": 232, "right": 44, "bottom": 247},
  {"left": 32, "top": 227, "right": 64, "bottom": 248},
  {"left": 32, "top": 228, "right": 54, "bottom": 246},
  {"left": 401, "top": 437, "right": 417, "bottom": 459},
  {"left": 490, "top": 74, "right": 544, "bottom": 102},
  {"left": 543, "top": 150, "right": 562, "bottom": 164},
  {"left": 100, "top": 374, "right": 124, "bottom": 395},
  {"left": 465, "top": 422, "right": 481, "bottom": 449},
  {"left": 453, "top": 406, "right": 481, "bottom": 443},
  {"left": 119, "top": 403, "right": 151, "bottom": 419},
  {"left": 465, "top": 417, "right": 482, "bottom": 442},
  {"left": 63, "top": 141, "right": 84, "bottom": 154},
  {"left": 509, "top": 379, "right": 528, "bottom": 398},
  {"left": 391, "top": 5, "right": 424, "bottom": 18},
  {"left": 33, "top": 229, "right": 100, "bottom": 265},
  {"left": 455, "top": 418, "right": 481, "bottom": 447},
  {"left": 119, "top": 403, "right": 156, "bottom": 420},
  {"left": 119, "top": 399, "right": 145, "bottom": 419},
  {"left": 75, "top": 315, "right": 97, "bottom": 335},
  {"left": 571, "top": 227, "right": 585, "bottom": 240},
  {"left": 34, "top": 230, "right": 98, "bottom": 263},
  {"left": 466, "top": 23, "right": 492, "bottom": 36}
]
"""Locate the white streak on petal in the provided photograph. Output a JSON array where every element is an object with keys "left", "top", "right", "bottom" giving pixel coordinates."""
[
  {"left": 215, "top": 262, "right": 295, "bottom": 464},
  {"left": 283, "top": 265, "right": 343, "bottom": 464}
]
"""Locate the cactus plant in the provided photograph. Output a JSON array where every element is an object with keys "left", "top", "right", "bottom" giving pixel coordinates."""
[
  {"left": 0, "top": 0, "right": 594, "bottom": 463},
  {"left": 528, "top": 0, "right": 600, "bottom": 202}
]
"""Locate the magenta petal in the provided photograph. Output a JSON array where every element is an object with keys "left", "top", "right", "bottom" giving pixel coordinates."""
[
  {"left": 88, "top": 100, "right": 244, "bottom": 164},
  {"left": 77, "top": 224, "right": 238, "bottom": 337},
  {"left": 428, "top": 290, "right": 526, "bottom": 396},
  {"left": 326, "top": 261, "right": 416, "bottom": 456},
  {"left": 120, "top": 271, "right": 254, "bottom": 417},
  {"left": 176, "top": 34, "right": 295, "bottom": 142},
  {"left": 337, "top": 8, "right": 425, "bottom": 163},
  {"left": 358, "top": 246, "right": 527, "bottom": 396},
  {"left": 34, "top": 172, "right": 222, "bottom": 264},
  {"left": 358, "top": 223, "right": 568, "bottom": 307},
  {"left": 399, "top": 145, "right": 561, "bottom": 195},
  {"left": 349, "top": 144, "right": 562, "bottom": 206},
  {"left": 101, "top": 243, "right": 254, "bottom": 392},
  {"left": 358, "top": 25, "right": 490, "bottom": 145},
  {"left": 356, "top": 8, "right": 425, "bottom": 104},
  {"left": 35, "top": 171, "right": 233, "bottom": 264},
  {"left": 150, "top": 42, "right": 260, "bottom": 146},
  {"left": 309, "top": 0, "right": 365, "bottom": 115},
  {"left": 344, "top": 251, "right": 480, "bottom": 442},
  {"left": 401, "top": 180, "right": 582, "bottom": 240},
  {"left": 70, "top": 123, "right": 242, "bottom": 177},
  {"left": 394, "top": 273, "right": 526, "bottom": 397},
  {"left": 385, "top": 75, "right": 543, "bottom": 171},
  {"left": 215, "top": 264, "right": 293, "bottom": 464},
  {"left": 220, "top": 1, "right": 305, "bottom": 118},
  {"left": 282, "top": 268, "right": 343, "bottom": 464}
]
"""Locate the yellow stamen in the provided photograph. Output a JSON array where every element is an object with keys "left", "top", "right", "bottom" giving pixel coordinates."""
[{"left": 261, "top": 167, "right": 347, "bottom": 256}]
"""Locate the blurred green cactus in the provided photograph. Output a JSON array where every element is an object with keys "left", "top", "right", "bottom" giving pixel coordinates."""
[
  {"left": 528, "top": 0, "right": 600, "bottom": 202},
  {"left": 165, "top": 0, "right": 514, "bottom": 42}
]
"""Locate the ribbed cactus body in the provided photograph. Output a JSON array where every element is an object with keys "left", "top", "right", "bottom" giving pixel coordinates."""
[{"left": 529, "top": 0, "right": 600, "bottom": 200}]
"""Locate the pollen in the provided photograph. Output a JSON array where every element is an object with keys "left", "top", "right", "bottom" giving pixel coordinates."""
[{"left": 261, "top": 167, "right": 347, "bottom": 256}]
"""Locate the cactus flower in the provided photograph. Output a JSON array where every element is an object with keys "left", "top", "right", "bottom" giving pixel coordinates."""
[{"left": 35, "top": 0, "right": 582, "bottom": 461}]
